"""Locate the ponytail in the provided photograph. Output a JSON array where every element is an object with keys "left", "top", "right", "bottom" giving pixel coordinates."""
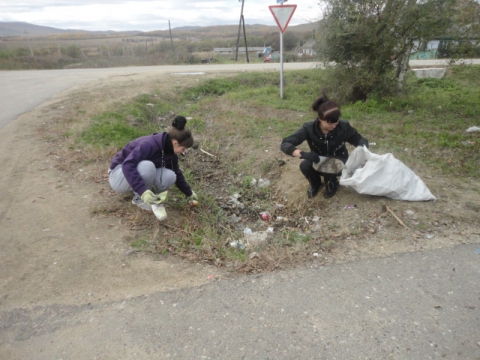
[
  {"left": 312, "top": 91, "right": 341, "bottom": 123},
  {"left": 169, "top": 115, "right": 194, "bottom": 148}
]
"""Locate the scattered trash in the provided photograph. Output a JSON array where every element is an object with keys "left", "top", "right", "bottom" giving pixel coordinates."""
[
  {"left": 229, "top": 214, "right": 241, "bottom": 223},
  {"left": 229, "top": 193, "right": 244, "bottom": 209},
  {"left": 313, "top": 253, "right": 319, "bottom": 257},
  {"left": 244, "top": 228, "right": 252, "bottom": 235},
  {"left": 267, "top": 227, "right": 274, "bottom": 233},
  {"left": 250, "top": 178, "right": 257, "bottom": 186},
  {"left": 260, "top": 211, "right": 271, "bottom": 221},
  {"left": 312, "top": 216, "right": 320, "bottom": 222},
  {"left": 426, "top": 234, "right": 434, "bottom": 239},
  {"left": 244, "top": 231, "right": 269, "bottom": 246},
  {"left": 124, "top": 249, "right": 139, "bottom": 256},
  {"left": 466, "top": 126, "right": 480, "bottom": 133},
  {"left": 370, "top": 142, "right": 377, "bottom": 146},
  {"left": 405, "top": 210, "right": 415, "bottom": 216},
  {"left": 208, "top": 274, "right": 214, "bottom": 280},
  {"left": 343, "top": 204, "right": 357, "bottom": 210},
  {"left": 258, "top": 178, "right": 270, "bottom": 188},
  {"left": 229, "top": 240, "right": 244, "bottom": 249}
]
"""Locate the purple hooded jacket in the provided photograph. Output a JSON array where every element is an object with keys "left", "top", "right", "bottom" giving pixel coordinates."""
[{"left": 109, "top": 132, "right": 192, "bottom": 197}]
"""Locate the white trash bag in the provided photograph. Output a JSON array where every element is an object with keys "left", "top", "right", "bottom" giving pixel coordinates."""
[{"left": 340, "top": 146, "right": 436, "bottom": 201}]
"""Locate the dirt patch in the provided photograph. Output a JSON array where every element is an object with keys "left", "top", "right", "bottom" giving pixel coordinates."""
[
  {"left": 39, "top": 71, "right": 480, "bottom": 272},
  {"left": 0, "top": 72, "right": 238, "bottom": 311},
  {"left": 2, "top": 70, "right": 479, "bottom": 310}
]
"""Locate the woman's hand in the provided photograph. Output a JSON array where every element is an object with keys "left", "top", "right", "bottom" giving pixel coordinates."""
[
  {"left": 187, "top": 191, "right": 198, "bottom": 207},
  {"left": 141, "top": 190, "right": 167, "bottom": 205},
  {"left": 292, "top": 149, "right": 302, "bottom": 158},
  {"left": 300, "top": 151, "right": 320, "bottom": 164}
]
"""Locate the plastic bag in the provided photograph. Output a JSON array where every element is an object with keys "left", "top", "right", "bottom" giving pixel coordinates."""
[{"left": 340, "top": 146, "right": 436, "bottom": 201}]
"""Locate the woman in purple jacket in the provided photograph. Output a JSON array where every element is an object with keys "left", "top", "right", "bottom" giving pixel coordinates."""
[{"left": 108, "top": 116, "right": 198, "bottom": 221}]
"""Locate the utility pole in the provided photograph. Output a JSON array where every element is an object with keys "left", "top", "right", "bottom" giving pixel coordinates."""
[
  {"left": 168, "top": 20, "right": 174, "bottom": 52},
  {"left": 24, "top": 29, "right": 34, "bottom": 57},
  {"left": 235, "top": 0, "right": 249, "bottom": 63}
]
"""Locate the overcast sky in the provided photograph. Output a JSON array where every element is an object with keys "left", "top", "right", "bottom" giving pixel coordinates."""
[{"left": 0, "top": 1, "right": 322, "bottom": 32}]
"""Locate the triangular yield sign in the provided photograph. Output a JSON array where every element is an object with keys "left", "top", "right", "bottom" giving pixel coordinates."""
[{"left": 269, "top": 5, "right": 297, "bottom": 34}]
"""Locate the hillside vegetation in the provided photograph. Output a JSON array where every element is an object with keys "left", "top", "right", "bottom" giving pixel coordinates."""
[{"left": 0, "top": 21, "right": 318, "bottom": 70}]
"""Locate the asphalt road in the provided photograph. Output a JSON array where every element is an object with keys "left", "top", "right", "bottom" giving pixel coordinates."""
[
  {"left": 2, "top": 59, "right": 479, "bottom": 130},
  {"left": 0, "top": 62, "right": 317, "bottom": 130},
  {"left": 3, "top": 244, "right": 480, "bottom": 359},
  {"left": 1, "top": 61, "right": 479, "bottom": 359}
]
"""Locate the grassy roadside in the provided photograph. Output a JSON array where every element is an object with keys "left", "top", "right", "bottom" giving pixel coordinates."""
[
  {"left": 81, "top": 65, "right": 480, "bottom": 177},
  {"left": 73, "top": 65, "right": 480, "bottom": 270}
]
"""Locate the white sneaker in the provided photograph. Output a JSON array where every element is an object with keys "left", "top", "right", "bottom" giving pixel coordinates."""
[
  {"left": 132, "top": 193, "right": 152, "bottom": 211},
  {"left": 151, "top": 204, "right": 167, "bottom": 221}
]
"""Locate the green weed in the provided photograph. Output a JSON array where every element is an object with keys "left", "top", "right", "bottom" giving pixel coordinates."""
[
  {"left": 131, "top": 238, "right": 149, "bottom": 249},
  {"left": 73, "top": 64, "right": 480, "bottom": 267}
]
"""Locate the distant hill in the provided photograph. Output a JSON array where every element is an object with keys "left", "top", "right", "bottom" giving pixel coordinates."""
[
  {"left": 0, "top": 21, "right": 318, "bottom": 38},
  {"left": 144, "top": 22, "right": 318, "bottom": 40},
  {"left": 0, "top": 22, "right": 83, "bottom": 37},
  {"left": 0, "top": 22, "right": 141, "bottom": 37}
]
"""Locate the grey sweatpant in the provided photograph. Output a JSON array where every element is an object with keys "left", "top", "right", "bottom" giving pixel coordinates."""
[{"left": 108, "top": 160, "right": 176, "bottom": 195}]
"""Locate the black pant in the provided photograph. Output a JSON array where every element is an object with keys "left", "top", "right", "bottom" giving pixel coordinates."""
[{"left": 300, "top": 160, "right": 338, "bottom": 187}]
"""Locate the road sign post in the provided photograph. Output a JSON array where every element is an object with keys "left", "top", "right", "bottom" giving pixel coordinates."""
[{"left": 269, "top": 4, "right": 297, "bottom": 99}]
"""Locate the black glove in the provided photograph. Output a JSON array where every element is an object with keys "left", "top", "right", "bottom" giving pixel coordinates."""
[
  {"left": 300, "top": 151, "right": 320, "bottom": 164},
  {"left": 358, "top": 139, "right": 369, "bottom": 149}
]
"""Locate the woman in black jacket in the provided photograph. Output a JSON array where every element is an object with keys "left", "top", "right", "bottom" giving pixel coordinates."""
[{"left": 280, "top": 93, "right": 368, "bottom": 199}]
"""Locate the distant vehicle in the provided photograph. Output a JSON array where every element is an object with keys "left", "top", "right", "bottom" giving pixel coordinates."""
[{"left": 264, "top": 53, "right": 280, "bottom": 63}]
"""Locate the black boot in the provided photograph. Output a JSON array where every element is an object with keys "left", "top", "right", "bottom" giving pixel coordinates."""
[
  {"left": 324, "top": 177, "right": 339, "bottom": 199},
  {"left": 307, "top": 178, "right": 323, "bottom": 199},
  {"left": 300, "top": 160, "right": 322, "bottom": 199}
]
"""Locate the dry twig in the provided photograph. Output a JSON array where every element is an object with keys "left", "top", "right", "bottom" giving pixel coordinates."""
[
  {"left": 385, "top": 205, "right": 409, "bottom": 229},
  {"left": 200, "top": 148, "right": 215, "bottom": 157}
]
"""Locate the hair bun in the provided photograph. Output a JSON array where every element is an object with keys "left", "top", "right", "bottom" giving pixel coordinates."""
[{"left": 172, "top": 116, "right": 187, "bottom": 130}]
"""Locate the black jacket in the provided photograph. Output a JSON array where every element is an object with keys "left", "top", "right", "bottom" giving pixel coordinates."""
[{"left": 280, "top": 119, "right": 368, "bottom": 162}]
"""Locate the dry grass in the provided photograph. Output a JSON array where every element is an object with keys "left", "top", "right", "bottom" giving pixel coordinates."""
[{"left": 36, "top": 67, "right": 480, "bottom": 274}]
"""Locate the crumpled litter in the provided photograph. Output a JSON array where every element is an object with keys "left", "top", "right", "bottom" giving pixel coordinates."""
[{"left": 466, "top": 126, "right": 480, "bottom": 133}]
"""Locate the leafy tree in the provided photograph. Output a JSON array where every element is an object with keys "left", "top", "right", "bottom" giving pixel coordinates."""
[
  {"left": 283, "top": 32, "right": 301, "bottom": 51},
  {"left": 316, "top": 0, "right": 456, "bottom": 102},
  {"left": 449, "top": 0, "right": 480, "bottom": 48},
  {"left": 64, "top": 44, "right": 82, "bottom": 59}
]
